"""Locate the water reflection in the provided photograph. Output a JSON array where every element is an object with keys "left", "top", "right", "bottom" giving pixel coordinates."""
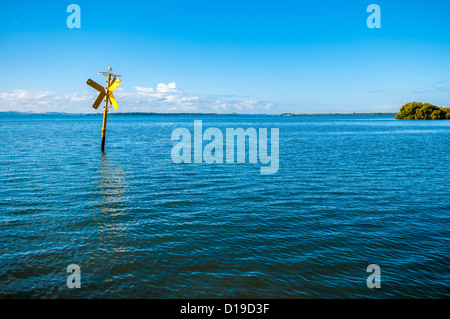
[{"left": 93, "top": 153, "right": 129, "bottom": 253}]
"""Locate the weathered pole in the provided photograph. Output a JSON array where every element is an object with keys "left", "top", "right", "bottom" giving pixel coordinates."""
[{"left": 101, "top": 71, "right": 112, "bottom": 152}]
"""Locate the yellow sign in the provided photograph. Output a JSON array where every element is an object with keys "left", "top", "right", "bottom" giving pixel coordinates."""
[
  {"left": 108, "top": 78, "right": 121, "bottom": 92},
  {"left": 92, "top": 91, "right": 106, "bottom": 110},
  {"left": 86, "top": 79, "right": 106, "bottom": 109},
  {"left": 107, "top": 78, "right": 121, "bottom": 110},
  {"left": 86, "top": 76, "right": 121, "bottom": 110},
  {"left": 108, "top": 94, "right": 119, "bottom": 110}
]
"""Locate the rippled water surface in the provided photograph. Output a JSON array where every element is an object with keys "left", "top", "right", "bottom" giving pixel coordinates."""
[{"left": 0, "top": 114, "right": 449, "bottom": 298}]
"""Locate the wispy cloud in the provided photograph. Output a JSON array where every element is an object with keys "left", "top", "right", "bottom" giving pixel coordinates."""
[
  {"left": 412, "top": 80, "right": 450, "bottom": 95},
  {"left": 0, "top": 83, "right": 274, "bottom": 114},
  {"left": 0, "top": 90, "right": 94, "bottom": 113}
]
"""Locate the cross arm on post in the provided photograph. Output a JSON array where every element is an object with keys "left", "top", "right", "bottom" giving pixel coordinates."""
[{"left": 87, "top": 79, "right": 107, "bottom": 110}]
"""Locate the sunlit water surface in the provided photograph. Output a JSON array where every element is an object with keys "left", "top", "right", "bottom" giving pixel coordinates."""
[{"left": 0, "top": 114, "right": 449, "bottom": 298}]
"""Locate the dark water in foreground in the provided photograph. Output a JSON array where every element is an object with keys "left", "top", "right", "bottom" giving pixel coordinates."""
[{"left": 0, "top": 114, "right": 449, "bottom": 298}]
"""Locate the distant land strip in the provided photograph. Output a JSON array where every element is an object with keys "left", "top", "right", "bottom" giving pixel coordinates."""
[{"left": 102, "top": 112, "right": 398, "bottom": 117}]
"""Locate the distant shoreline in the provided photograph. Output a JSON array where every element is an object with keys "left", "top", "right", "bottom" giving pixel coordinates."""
[{"left": 0, "top": 111, "right": 397, "bottom": 117}]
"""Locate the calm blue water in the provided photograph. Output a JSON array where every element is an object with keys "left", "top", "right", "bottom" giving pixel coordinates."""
[{"left": 0, "top": 114, "right": 449, "bottom": 298}]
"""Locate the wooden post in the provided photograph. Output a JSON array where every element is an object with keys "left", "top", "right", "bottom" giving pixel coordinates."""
[{"left": 101, "top": 72, "right": 111, "bottom": 152}]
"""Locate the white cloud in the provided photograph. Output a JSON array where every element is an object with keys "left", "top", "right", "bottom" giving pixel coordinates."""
[
  {"left": 0, "top": 83, "right": 275, "bottom": 114},
  {"left": 264, "top": 103, "right": 274, "bottom": 110},
  {"left": 135, "top": 87, "right": 154, "bottom": 94},
  {"left": 156, "top": 82, "right": 179, "bottom": 93},
  {"left": 116, "top": 82, "right": 274, "bottom": 113}
]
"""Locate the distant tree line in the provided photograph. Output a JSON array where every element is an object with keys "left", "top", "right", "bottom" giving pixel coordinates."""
[{"left": 395, "top": 102, "right": 450, "bottom": 120}]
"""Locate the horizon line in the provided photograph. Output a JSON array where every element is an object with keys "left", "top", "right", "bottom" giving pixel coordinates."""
[{"left": 0, "top": 111, "right": 398, "bottom": 117}]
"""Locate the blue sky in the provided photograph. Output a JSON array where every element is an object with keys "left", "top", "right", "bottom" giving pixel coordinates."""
[{"left": 1, "top": 0, "right": 450, "bottom": 113}]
